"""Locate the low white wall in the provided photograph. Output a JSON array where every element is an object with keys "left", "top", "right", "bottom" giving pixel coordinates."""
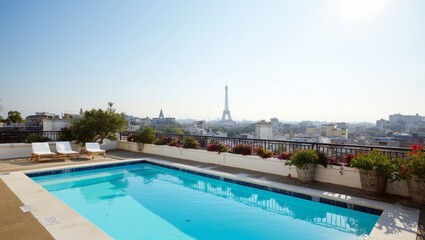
[
  {"left": 117, "top": 141, "right": 410, "bottom": 197},
  {"left": 0, "top": 143, "right": 34, "bottom": 160},
  {"left": 0, "top": 140, "right": 118, "bottom": 160}
]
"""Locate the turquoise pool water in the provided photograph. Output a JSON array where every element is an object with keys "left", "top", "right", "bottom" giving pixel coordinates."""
[{"left": 31, "top": 163, "right": 379, "bottom": 240}]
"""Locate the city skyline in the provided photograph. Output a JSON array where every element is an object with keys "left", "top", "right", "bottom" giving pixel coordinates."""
[{"left": 1, "top": 1, "right": 424, "bottom": 122}]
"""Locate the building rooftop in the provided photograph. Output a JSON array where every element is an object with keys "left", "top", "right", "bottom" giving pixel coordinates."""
[{"left": 0, "top": 149, "right": 424, "bottom": 239}]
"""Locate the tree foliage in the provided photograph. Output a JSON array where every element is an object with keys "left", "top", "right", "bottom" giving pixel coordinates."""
[
  {"left": 211, "top": 124, "right": 255, "bottom": 138},
  {"left": 159, "top": 126, "right": 185, "bottom": 135},
  {"left": 6, "top": 111, "right": 24, "bottom": 123},
  {"left": 182, "top": 136, "right": 200, "bottom": 149},
  {"left": 135, "top": 126, "right": 157, "bottom": 144},
  {"left": 71, "top": 102, "right": 127, "bottom": 144}
]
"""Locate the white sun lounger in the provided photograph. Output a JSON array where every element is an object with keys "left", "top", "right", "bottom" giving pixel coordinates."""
[
  {"left": 85, "top": 142, "right": 106, "bottom": 159},
  {"left": 56, "top": 141, "right": 79, "bottom": 160},
  {"left": 31, "top": 142, "right": 57, "bottom": 161}
]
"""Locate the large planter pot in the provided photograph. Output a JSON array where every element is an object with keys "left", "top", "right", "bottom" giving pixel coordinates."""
[
  {"left": 407, "top": 175, "right": 425, "bottom": 205},
  {"left": 295, "top": 164, "right": 317, "bottom": 184},
  {"left": 358, "top": 169, "right": 387, "bottom": 196}
]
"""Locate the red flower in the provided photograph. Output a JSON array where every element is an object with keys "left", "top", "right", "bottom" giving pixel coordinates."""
[{"left": 410, "top": 144, "right": 423, "bottom": 155}]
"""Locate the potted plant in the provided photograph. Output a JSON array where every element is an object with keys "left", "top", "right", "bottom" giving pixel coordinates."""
[
  {"left": 285, "top": 149, "right": 327, "bottom": 184},
  {"left": 350, "top": 150, "right": 395, "bottom": 196},
  {"left": 396, "top": 144, "right": 425, "bottom": 204},
  {"left": 134, "top": 127, "right": 157, "bottom": 150}
]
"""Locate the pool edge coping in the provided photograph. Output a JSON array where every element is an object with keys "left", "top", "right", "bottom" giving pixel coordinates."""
[{"left": 2, "top": 157, "right": 420, "bottom": 240}]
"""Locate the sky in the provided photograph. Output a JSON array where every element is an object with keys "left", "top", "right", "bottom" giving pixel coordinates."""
[{"left": 0, "top": 0, "right": 424, "bottom": 123}]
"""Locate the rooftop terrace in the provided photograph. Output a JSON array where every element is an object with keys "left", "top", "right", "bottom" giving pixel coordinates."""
[{"left": 0, "top": 149, "right": 424, "bottom": 239}]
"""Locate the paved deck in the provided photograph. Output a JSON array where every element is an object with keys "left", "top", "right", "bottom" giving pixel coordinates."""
[{"left": 0, "top": 149, "right": 424, "bottom": 239}]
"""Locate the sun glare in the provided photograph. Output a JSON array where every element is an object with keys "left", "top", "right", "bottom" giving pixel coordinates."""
[{"left": 335, "top": 0, "right": 388, "bottom": 21}]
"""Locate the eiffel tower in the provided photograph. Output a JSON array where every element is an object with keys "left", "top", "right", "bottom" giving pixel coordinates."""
[{"left": 221, "top": 84, "right": 233, "bottom": 124}]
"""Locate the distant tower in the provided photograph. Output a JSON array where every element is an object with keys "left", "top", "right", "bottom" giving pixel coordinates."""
[
  {"left": 159, "top": 109, "right": 164, "bottom": 119},
  {"left": 221, "top": 84, "right": 233, "bottom": 122}
]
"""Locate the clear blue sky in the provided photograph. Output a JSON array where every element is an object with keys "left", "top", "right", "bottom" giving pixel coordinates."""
[{"left": 0, "top": 0, "right": 424, "bottom": 122}]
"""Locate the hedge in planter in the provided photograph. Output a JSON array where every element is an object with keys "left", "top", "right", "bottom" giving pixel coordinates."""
[
  {"left": 231, "top": 144, "right": 252, "bottom": 156},
  {"left": 207, "top": 142, "right": 229, "bottom": 153},
  {"left": 182, "top": 136, "right": 200, "bottom": 149},
  {"left": 135, "top": 127, "right": 157, "bottom": 144},
  {"left": 350, "top": 151, "right": 396, "bottom": 196},
  {"left": 255, "top": 146, "right": 273, "bottom": 159}
]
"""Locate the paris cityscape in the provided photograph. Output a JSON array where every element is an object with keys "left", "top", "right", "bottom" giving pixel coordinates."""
[
  {"left": 1, "top": 84, "right": 424, "bottom": 147},
  {"left": 0, "top": 1, "right": 424, "bottom": 240}
]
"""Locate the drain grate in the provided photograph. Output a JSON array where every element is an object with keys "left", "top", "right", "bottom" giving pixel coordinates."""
[
  {"left": 312, "top": 196, "right": 321, "bottom": 202},
  {"left": 42, "top": 216, "right": 60, "bottom": 225},
  {"left": 20, "top": 204, "right": 33, "bottom": 212}
]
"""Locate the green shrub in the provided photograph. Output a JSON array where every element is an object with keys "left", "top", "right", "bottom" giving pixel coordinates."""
[
  {"left": 135, "top": 127, "right": 157, "bottom": 144},
  {"left": 182, "top": 136, "right": 200, "bottom": 149},
  {"left": 154, "top": 137, "right": 173, "bottom": 145},
  {"left": 350, "top": 150, "right": 396, "bottom": 176},
  {"left": 285, "top": 149, "right": 321, "bottom": 170},
  {"left": 25, "top": 133, "right": 49, "bottom": 143},
  {"left": 316, "top": 151, "right": 329, "bottom": 168},
  {"left": 255, "top": 146, "right": 273, "bottom": 159},
  {"left": 58, "top": 127, "right": 73, "bottom": 141}
]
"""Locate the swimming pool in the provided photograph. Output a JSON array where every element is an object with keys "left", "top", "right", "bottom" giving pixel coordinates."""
[{"left": 30, "top": 161, "right": 380, "bottom": 240}]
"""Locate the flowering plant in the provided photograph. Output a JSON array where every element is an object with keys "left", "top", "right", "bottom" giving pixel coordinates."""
[
  {"left": 207, "top": 142, "right": 229, "bottom": 153},
  {"left": 344, "top": 153, "right": 355, "bottom": 166},
  {"left": 255, "top": 146, "right": 273, "bottom": 159},
  {"left": 168, "top": 138, "right": 181, "bottom": 147},
  {"left": 127, "top": 135, "right": 135, "bottom": 142},
  {"left": 277, "top": 152, "right": 291, "bottom": 160},
  {"left": 154, "top": 137, "right": 173, "bottom": 145},
  {"left": 231, "top": 144, "right": 252, "bottom": 155},
  {"left": 396, "top": 144, "right": 425, "bottom": 180}
]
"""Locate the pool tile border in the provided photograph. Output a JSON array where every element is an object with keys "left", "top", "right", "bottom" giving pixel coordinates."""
[{"left": 27, "top": 159, "right": 383, "bottom": 216}]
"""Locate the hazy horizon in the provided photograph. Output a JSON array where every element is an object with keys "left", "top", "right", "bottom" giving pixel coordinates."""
[{"left": 1, "top": 0, "right": 424, "bottom": 123}]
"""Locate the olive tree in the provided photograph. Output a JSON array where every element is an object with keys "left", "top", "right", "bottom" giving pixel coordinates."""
[
  {"left": 71, "top": 102, "right": 127, "bottom": 144},
  {"left": 6, "top": 111, "right": 25, "bottom": 123}
]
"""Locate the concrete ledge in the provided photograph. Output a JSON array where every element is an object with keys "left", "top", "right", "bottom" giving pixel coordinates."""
[
  {"left": 118, "top": 142, "right": 410, "bottom": 197},
  {"left": 0, "top": 172, "right": 111, "bottom": 240}
]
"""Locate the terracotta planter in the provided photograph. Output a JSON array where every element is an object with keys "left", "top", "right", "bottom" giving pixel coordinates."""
[
  {"left": 407, "top": 175, "right": 425, "bottom": 205},
  {"left": 296, "top": 164, "right": 317, "bottom": 184},
  {"left": 138, "top": 143, "right": 144, "bottom": 151},
  {"left": 358, "top": 169, "right": 387, "bottom": 196}
]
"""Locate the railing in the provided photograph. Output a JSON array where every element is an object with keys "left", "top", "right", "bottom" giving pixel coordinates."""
[
  {"left": 0, "top": 131, "right": 67, "bottom": 143},
  {"left": 119, "top": 131, "right": 412, "bottom": 162},
  {"left": 1, "top": 130, "right": 411, "bottom": 161}
]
